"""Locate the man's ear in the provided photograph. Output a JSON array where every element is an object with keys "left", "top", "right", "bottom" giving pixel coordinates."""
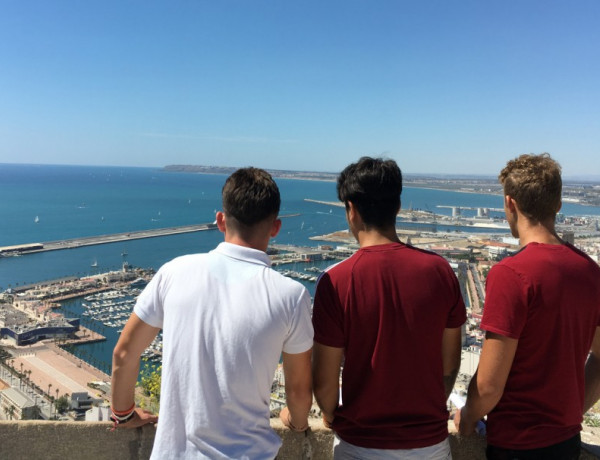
[
  {"left": 216, "top": 211, "right": 226, "bottom": 233},
  {"left": 270, "top": 218, "right": 282, "bottom": 238},
  {"left": 346, "top": 201, "right": 356, "bottom": 222},
  {"left": 504, "top": 195, "right": 517, "bottom": 214}
]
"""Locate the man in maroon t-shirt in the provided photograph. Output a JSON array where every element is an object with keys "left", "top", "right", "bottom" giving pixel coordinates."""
[
  {"left": 312, "top": 157, "right": 466, "bottom": 458},
  {"left": 457, "top": 153, "right": 600, "bottom": 459}
]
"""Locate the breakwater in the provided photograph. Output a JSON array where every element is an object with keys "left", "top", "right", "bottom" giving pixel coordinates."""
[{"left": 0, "top": 223, "right": 219, "bottom": 256}]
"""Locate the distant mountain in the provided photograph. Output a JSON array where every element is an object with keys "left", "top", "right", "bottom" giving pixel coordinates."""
[
  {"left": 163, "top": 165, "right": 338, "bottom": 181},
  {"left": 563, "top": 175, "right": 600, "bottom": 183},
  {"left": 163, "top": 166, "right": 600, "bottom": 197}
]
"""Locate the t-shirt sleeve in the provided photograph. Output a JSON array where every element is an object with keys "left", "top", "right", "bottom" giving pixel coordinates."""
[
  {"left": 481, "top": 264, "right": 528, "bottom": 339},
  {"left": 445, "top": 264, "right": 467, "bottom": 328},
  {"left": 133, "top": 268, "right": 165, "bottom": 329},
  {"left": 312, "top": 272, "right": 345, "bottom": 348},
  {"left": 282, "top": 287, "right": 314, "bottom": 354}
]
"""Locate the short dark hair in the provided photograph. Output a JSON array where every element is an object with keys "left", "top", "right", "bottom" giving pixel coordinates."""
[
  {"left": 222, "top": 168, "right": 280, "bottom": 228},
  {"left": 337, "top": 157, "right": 402, "bottom": 229},
  {"left": 499, "top": 153, "right": 562, "bottom": 223}
]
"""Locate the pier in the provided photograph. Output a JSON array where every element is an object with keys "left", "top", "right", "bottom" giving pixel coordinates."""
[
  {"left": 1, "top": 214, "right": 302, "bottom": 257},
  {"left": 0, "top": 223, "right": 219, "bottom": 256}
]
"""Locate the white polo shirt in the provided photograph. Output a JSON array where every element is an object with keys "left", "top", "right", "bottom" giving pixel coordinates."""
[{"left": 134, "top": 242, "right": 313, "bottom": 459}]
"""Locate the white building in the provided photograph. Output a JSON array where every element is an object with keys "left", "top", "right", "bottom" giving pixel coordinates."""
[
  {"left": 0, "top": 387, "right": 37, "bottom": 420},
  {"left": 85, "top": 403, "right": 111, "bottom": 422}
]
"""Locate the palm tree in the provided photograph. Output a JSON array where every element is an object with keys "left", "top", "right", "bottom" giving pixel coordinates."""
[
  {"left": 4, "top": 404, "right": 15, "bottom": 420},
  {"left": 47, "top": 383, "right": 52, "bottom": 398}
]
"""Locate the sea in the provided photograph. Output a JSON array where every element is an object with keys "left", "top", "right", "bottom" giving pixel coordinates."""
[{"left": 1, "top": 163, "right": 599, "bottom": 374}]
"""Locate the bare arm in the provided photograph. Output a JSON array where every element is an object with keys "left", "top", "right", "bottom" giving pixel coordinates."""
[
  {"left": 111, "top": 312, "right": 160, "bottom": 427},
  {"left": 584, "top": 327, "right": 600, "bottom": 414},
  {"left": 312, "top": 342, "right": 343, "bottom": 427},
  {"left": 280, "top": 349, "right": 312, "bottom": 431},
  {"left": 442, "top": 326, "right": 462, "bottom": 399},
  {"left": 458, "top": 331, "right": 518, "bottom": 435}
]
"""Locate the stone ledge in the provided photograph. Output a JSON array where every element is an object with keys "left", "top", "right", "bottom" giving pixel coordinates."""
[{"left": 0, "top": 420, "right": 598, "bottom": 459}]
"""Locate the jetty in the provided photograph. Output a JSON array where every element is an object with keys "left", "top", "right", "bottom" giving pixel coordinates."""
[
  {"left": 0, "top": 214, "right": 302, "bottom": 257},
  {"left": 0, "top": 223, "right": 219, "bottom": 256}
]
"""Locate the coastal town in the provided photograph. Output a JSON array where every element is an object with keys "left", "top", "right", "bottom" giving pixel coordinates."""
[{"left": 2, "top": 199, "right": 600, "bottom": 424}]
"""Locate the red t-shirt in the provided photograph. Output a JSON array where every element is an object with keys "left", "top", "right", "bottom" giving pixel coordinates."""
[
  {"left": 481, "top": 242, "right": 600, "bottom": 449},
  {"left": 313, "top": 243, "right": 466, "bottom": 449}
]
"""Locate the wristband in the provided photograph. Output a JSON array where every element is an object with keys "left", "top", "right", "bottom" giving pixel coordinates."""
[
  {"left": 110, "top": 404, "right": 136, "bottom": 431},
  {"left": 111, "top": 402, "right": 135, "bottom": 417}
]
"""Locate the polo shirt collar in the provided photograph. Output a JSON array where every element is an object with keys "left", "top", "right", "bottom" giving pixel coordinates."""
[{"left": 214, "top": 242, "right": 271, "bottom": 267}]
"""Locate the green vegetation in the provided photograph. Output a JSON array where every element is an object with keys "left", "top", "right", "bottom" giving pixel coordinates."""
[
  {"left": 54, "top": 395, "right": 70, "bottom": 414},
  {"left": 139, "top": 361, "right": 161, "bottom": 414},
  {"left": 584, "top": 413, "right": 600, "bottom": 427},
  {"left": 0, "top": 347, "right": 11, "bottom": 362}
]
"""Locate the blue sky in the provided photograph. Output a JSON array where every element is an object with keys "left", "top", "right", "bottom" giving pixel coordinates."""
[{"left": 1, "top": 1, "right": 599, "bottom": 177}]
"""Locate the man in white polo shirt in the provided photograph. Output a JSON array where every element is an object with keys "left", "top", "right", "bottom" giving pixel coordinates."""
[{"left": 110, "top": 168, "right": 314, "bottom": 459}]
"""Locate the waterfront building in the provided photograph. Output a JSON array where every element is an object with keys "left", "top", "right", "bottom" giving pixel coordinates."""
[
  {"left": 70, "top": 391, "right": 103, "bottom": 412},
  {"left": 0, "top": 317, "right": 80, "bottom": 346},
  {"left": 0, "top": 386, "right": 36, "bottom": 420}
]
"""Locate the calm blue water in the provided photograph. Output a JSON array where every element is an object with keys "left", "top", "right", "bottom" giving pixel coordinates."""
[
  {"left": 1, "top": 163, "right": 599, "bottom": 289},
  {"left": 1, "top": 163, "right": 598, "bottom": 373}
]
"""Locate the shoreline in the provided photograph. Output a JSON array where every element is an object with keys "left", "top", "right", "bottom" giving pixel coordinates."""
[{"left": 164, "top": 167, "right": 600, "bottom": 207}]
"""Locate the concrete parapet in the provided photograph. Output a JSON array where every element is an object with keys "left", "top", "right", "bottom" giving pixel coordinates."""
[{"left": 0, "top": 420, "right": 598, "bottom": 459}]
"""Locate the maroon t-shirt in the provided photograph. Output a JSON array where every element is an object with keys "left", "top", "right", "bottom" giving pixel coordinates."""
[
  {"left": 313, "top": 242, "right": 466, "bottom": 449},
  {"left": 481, "top": 242, "right": 600, "bottom": 449}
]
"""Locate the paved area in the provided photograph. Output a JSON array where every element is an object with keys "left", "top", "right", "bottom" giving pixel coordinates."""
[{"left": 9, "top": 342, "right": 110, "bottom": 401}]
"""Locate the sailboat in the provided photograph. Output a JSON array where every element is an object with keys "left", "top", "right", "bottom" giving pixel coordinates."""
[
  {"left": 34, "top": 216, "right": 39, "bottom": 224},
  {"left": 91, "top": 259, "right": 98, "bottom": 268}
]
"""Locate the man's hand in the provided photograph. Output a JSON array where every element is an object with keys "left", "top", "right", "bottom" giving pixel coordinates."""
[
  {"left": 279, "top": 406, "right": 309, "bottom": 432},
  {"left": 454, "top": 408, "right": 480, "bottom": 437},
  {"left": 114, "top": 408, "right": 158, "bottom": 429}
]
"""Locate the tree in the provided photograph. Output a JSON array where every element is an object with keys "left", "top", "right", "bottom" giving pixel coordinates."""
[
  {"left": 4, "top": 404, "right": 15, "bottom": 420},
  {"left": 31, "top": 405, "right": 42, "bottom": 420},
  {"left": 54, "top": 395, "right": 70, "bottom": 415}
]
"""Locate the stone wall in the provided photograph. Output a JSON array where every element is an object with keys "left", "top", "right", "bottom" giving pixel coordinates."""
[{"left": 0, "top": 420, "right": 598, "bottom": 459}]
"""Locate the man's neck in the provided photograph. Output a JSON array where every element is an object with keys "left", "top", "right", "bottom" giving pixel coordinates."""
[
  {"left": 223, "top": 234, "right": 269, "bottom": 252},
  {"left": 356, "top": 227, "right": 401, "bottom": 248},
  {"left": 516, "top": 219, "right": 563, "bottom": 247}
]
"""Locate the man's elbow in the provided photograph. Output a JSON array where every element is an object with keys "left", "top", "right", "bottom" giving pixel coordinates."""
[
  {"left": 475, "top": 377, "right": 505, "bottom": 402},
  {"left": 112, "top": 344, "right": 138, "bottom": 369},
  {"left": 285, "top": 384, "right": 312, "bottom": 406},
  {"left": 285, "top": 381, "right": 312, "bottom": 399}
]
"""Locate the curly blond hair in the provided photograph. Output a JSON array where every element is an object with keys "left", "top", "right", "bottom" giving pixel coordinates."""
[{"left": 499, "top": 153, "right": 562, "bottom": 223}]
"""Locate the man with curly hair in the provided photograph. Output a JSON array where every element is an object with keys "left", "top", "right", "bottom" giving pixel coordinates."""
[{"left": 457, "top": 153, "right": 600, "bottom": 459}]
